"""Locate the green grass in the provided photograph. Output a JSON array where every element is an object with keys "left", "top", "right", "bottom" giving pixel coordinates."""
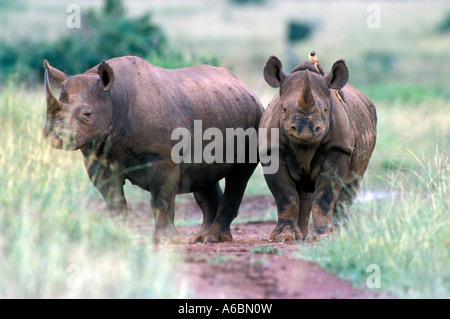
[
  {"left": 0, "top": 84, "right": 189, "bottom": 298},
  {"left": 369, "top": 97, "right": 450, "bottom": 174},
  {"left": 251, "top": 246, "right": 280, "bottom": 255},
  {"left": 299, "top": 146, "right": 450, "bottom": 298},
  {"left": 360, "top": 84, "right": 449, "bottom": 105},
  {"left": 209, "top": 255, "right": 233, "bottom": 265}
]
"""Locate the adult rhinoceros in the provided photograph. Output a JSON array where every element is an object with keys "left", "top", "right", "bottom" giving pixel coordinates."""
[
  {"left": 43, "top": 56, "right": 264, "bottom": 243},
  {"left": 259, "top": 54, "right": 377, "bottom": 241}
]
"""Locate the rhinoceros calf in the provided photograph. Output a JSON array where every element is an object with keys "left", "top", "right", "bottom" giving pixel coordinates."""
[
  {"left": 259, "top": 55, "right": 377, "bottom": 241},
  {"left": 43, "top": 56, "right": 263, "bottom": 243}
]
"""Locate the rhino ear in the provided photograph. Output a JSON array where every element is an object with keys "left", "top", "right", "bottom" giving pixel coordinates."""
[
  {"left": 98, "top": 61, "right": 115, "bottom": 91},
  {"left": 43, "top": 59, "right": 68, "bottom": 88},
  {"left": 324, "top": 59, "right": 349, "bottom": 90},
  {"left": 264, "top": 56, "right": 287, "bottom": 88}
]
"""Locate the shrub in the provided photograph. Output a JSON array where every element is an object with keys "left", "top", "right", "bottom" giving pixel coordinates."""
[
  {"left": 287, "top": 20, "right": 313, "bottom": 42},
  {"left": 438, "top": 11, "right": 450, "bottom": 33},
  {"left": 360, "top": 50, "right": 396, "bottom": 84}
]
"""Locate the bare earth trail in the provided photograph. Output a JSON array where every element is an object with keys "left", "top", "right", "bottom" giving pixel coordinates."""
[{"left": 124, "top": 195, "right": 381, "bottom": 299}]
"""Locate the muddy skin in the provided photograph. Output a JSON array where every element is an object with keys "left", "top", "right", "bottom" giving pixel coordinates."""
[
  {"left": 43, "top": 56, "right": 264, "bottom": 243},
  {"left": 259, "top": 55, "right": 377, "bottom": 241}
]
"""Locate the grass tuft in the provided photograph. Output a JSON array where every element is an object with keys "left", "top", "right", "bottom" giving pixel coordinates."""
[{"left": 300, "top": 146, "right": 450, "bottom": 298}]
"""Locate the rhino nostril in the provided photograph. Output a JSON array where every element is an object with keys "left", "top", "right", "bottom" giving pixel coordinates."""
[
  {"left": 290, "top": 125, "right": 297, "bottom": 132},
  {"left": 314, "top": 126, "right": 321, "bottom": 135}
]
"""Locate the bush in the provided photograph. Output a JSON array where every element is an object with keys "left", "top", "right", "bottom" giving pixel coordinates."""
[
  {"left": 287, "top": 20, "right": 313, "bottom": 42},
  {"left": 0, "top": 0, "right": 217, "bottom": 86},
  {"left": 438, "top": 11, "right": 450, "bottom": 33}
]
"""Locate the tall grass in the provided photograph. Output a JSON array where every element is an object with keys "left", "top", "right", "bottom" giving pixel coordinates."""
[
  {"left": 0, "top": 83, "right": 189, "bottom": 298},
  {"left": 300, "top": 146, "right": 449, "bottom": 298},
  {"left": 362, "top": 97, "right": 450, "bottom": 187}
]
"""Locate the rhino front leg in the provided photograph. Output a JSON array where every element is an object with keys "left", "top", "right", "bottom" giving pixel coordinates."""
[
  {"left": 311, "top": 151, "right": 350, "bottom": 236},
  {"left": 149, "top": 162, "right": 181, "bottom": 243},
  {"left": 83, "top": 155, "right": 127, "bottom": 222},
  {"left": 264, "top": 160, "right": 302, "bottom": 242},
  {"left": 151, "top": 190, "right": 179, "bottom": 243}
]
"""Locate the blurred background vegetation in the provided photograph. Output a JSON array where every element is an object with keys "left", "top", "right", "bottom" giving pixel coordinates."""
[
  {"left": 0, "top": 0, "right": 449, "bottom": 298},
  {"left": 0, "top": 0, "right": 217, "bottom": 84},
  {"left": 0, "top": 0, "right": 448, "bottom": 95}
]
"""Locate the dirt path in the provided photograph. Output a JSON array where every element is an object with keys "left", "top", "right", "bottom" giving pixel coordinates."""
[{"left": 126, "top": 195, "right": 380, "bottom": 299}]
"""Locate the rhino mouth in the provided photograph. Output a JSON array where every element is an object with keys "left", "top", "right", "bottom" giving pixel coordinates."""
[
  {"left": 286, "top": 127, "right": 323, "bottom": 144},
  {"left": 288, "top": 135, "right": 321, "bottom": 147},
  {"left": 48, "top": 137, "right": 79, "bottom": 151},
  {"left": 43, "top": 128, "right": 79, "bottom": 151}
]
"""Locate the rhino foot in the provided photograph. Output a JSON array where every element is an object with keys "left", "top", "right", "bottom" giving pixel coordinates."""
[
  {"left": 189, "top": 225, "right": 233, "bottom": 244},
  {"left": 269, "top": 221, "right": 303, "bottom": 242},
  {"left": 312, "top": 222, "right": 334, "bottom": 239},
  {"left": 154, "top": 226, "right": 181, "bottom": 244},
  {"left": 108, "top": 208, "right": 128, "bottom": 224}
]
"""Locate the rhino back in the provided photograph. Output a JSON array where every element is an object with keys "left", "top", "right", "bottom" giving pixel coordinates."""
[{"left": 92, "top": 56, "right": 263, "bottom": 156}]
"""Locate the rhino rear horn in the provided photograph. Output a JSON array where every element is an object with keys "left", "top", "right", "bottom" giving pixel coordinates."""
[{"left": 98, "top": 61, "right": 115, "bottom": 91}]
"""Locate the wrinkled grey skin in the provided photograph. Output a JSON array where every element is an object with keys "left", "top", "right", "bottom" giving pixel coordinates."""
[
  {"left": 43, "top": 56, "right": 264, "bottom": 243},
  {"left": 259, "top": 56, "right": 377, "bottom": 241}
]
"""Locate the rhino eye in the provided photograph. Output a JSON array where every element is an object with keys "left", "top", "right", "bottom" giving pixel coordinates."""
[
  {"left": 282, "top": 107, "right": 287, "bottom": 113},
  {"left": 79, "top": 107, "right": 93, "bottom": 123}
]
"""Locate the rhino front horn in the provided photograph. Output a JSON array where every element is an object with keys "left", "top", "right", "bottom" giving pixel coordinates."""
[
  {"left": 298, "top": 70, "right": 315, "bottom": 109},
  {"left": 44, "top": 68, "right": 64, "bottom": 115}
]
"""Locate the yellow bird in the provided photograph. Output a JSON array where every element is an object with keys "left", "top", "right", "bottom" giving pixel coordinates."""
[
  {"left": 308, "top": 51, "right": 319, "bottom": 64},
  {"left": 308, "top": 51, "right": 321, "bottom": 73}
]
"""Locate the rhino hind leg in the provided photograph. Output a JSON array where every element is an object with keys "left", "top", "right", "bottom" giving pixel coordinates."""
[
  {"left": 188, "top": 183, "right": 223, "bottom": 244},
  {"left": 311, "top": 151, "right": 351, "bottom": 237},
  {"left": 191, "top": 163, "right": 257, "bottom": 243},
  {"left": 333, "top": 179, "right": 360, "bottom": 227}
]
